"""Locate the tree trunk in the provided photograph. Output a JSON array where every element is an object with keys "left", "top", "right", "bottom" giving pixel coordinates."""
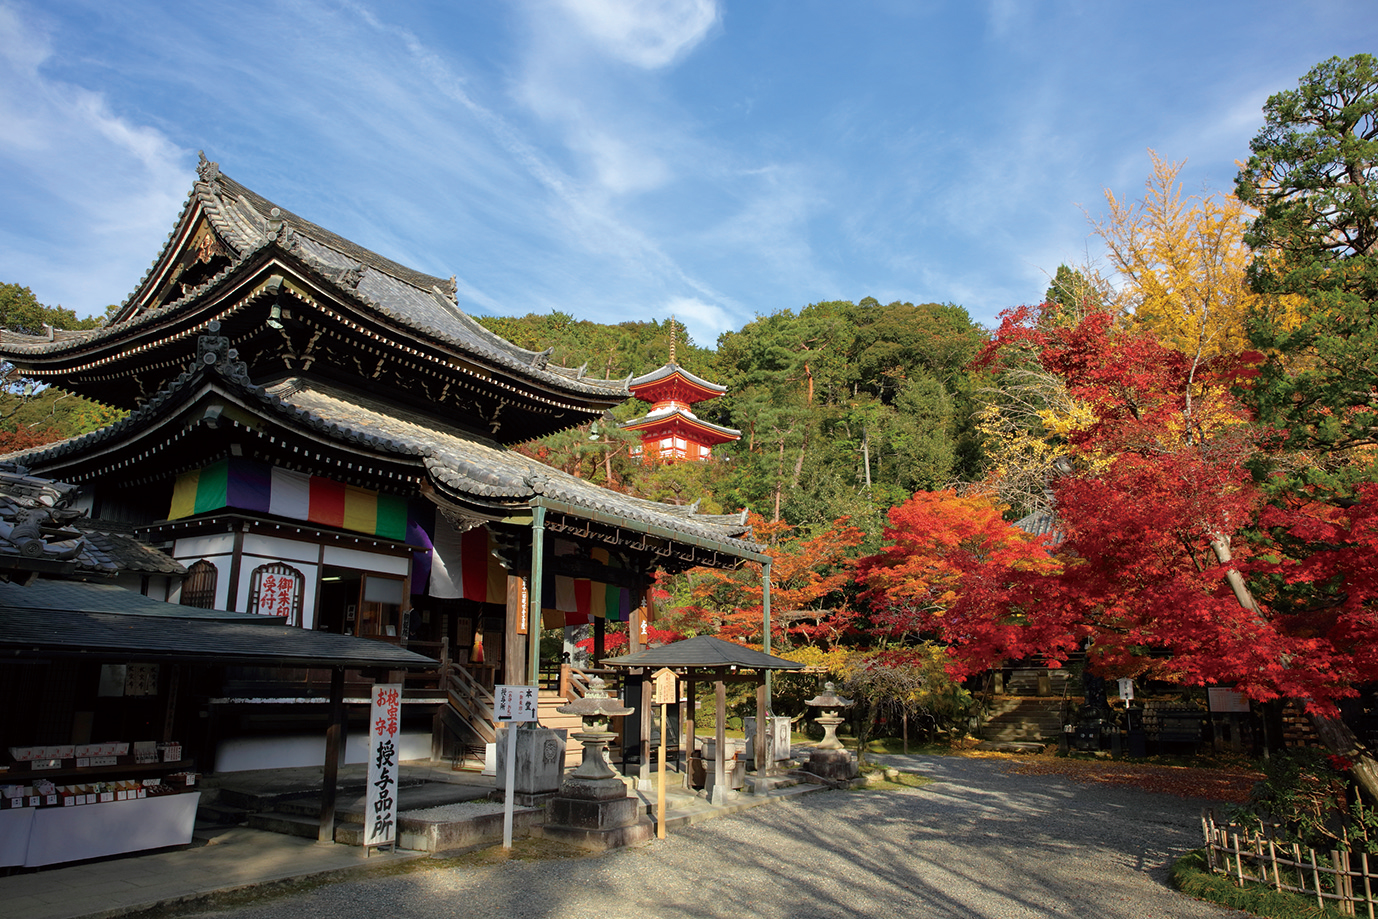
[
  {"left": 773, "top": 433, "right": 788, "bottom": 523},
  {"left": 1308, "top": 713, "right": 1378, "bottom": 804},
  {"left": 1213, "top": 532, "right": 1378, "bottom": 801},
  {"left": 862, "top": 426, "right": 872, "bottom": 489},
  {"left": 791, "top": 432, "right": 808, "bottom": 489}
]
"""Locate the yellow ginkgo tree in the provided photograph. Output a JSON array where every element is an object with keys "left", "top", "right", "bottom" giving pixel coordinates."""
[{"left": 1092, "top": 151, "right": 1266, "bottom": 364}]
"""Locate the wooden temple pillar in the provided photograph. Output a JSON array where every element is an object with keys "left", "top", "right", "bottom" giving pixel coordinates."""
[
  {"left": 318, "top": 666, "right": 346, "bottom": 843},
  {"left": 684, "top": 673, "right": 697, "bottom": 790},
  {"left": 713, "top": 677, "right": 727, "bottom": 804}
]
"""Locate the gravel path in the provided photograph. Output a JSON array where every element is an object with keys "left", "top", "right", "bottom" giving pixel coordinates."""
[{"left": 183, "top": 755, "right": 1248, "bottom": 919}]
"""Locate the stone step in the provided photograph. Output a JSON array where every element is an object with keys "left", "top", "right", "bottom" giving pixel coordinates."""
[
  {"left": 982, "top": 697, "right": 1063, "bottom": 741},
  {"left": 195, "top": 800, "right": 250, "bottom": 827},
  {"left": 246, "top": 810, "right": 323, "bottom": 840}
]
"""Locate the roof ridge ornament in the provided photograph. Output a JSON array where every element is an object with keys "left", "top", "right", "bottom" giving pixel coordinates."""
[
  {"left": 329, "top": 264, "right": 365, "bottom": 290},
  {"left": 195, "top": 322, "right": 251, "bottom": 385},
  {"left": 265, "top": 207, "right": 284, "bottom": 242},
  {"left": 531, "top": 347, "right": 552, "bottom": 370},
  {"left": 196, "top": 152, "right": 222, "bottom": 195}
]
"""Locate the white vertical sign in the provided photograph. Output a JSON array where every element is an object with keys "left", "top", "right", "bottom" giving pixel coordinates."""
[
  {"left": 365, "top": 683, "right": 402, "bottom": 850},
  {"left": 495, "top": 684, "right": 538, "bottom": 848}
]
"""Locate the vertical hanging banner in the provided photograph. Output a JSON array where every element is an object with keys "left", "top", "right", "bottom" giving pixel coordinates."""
[
  {"left": 495, "top": 684, "right": 538, "bottom": 849},
  {"left": 365, "top": 683, "right": 402, "bottom": 851}
]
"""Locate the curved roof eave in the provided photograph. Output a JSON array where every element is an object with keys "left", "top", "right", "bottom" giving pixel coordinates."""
[{"left": 629, "top": 361, "right": 728, "bottom": 396}]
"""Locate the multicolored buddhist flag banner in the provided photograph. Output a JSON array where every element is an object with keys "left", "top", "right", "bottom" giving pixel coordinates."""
[
  {"left": 170, "top": 462, "right": 638, "bottom": 618},
  {"left": 169, "top": 459, "right": 407, "bottom": 540},
  {"left": 428, "top": 521, "right": 506, "bottom": 603},
  {"left": 539, "top": 578, "right": 633, "bottom": 628}
]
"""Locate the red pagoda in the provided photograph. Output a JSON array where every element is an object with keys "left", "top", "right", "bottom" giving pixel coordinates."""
[{"left": 622, "top": 327, "right": 740, "bottom": 462}]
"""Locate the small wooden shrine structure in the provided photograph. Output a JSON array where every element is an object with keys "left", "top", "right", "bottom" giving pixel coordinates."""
[
  {"left": 0, "top": 155, "right": 769, "bottom": 770},
  {"left": 604, "top": 636, "right": 801, "bottom": 800}
]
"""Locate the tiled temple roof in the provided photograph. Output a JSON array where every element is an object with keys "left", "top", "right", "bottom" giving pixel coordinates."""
[
  {"left": 0, "top": 158, "right": 630, "bottom": 405},
  {"left": 0, "top": 352, "right": 760, "bottom": 558}
]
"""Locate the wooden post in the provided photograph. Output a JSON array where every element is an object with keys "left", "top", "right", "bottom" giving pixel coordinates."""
[
  {"left": 161, "top": 663, "right": 181, "bottom": 744},
  {"left": 755, "top": 682, "right": 767, "bottom": 775},
  {"left": 431, "top": 643, "right": 450, "bottom": 763},
  {"left": 684, "top": 675, "right": 697, "bottom": 790},
  {"left": 658, "top": 696, "right": 667, "bottom": 839},
  {"left": 640, "top": 679, "right": 652, "bottom": 784},
  {"left": 528, "top": 505, "right": 546, "bottom": 687},
  {"left": 319, "top": 667, "right": 345, "bottom": 843},
  {"left": 761, "top": 560, "right": 773, "bottom": 711},
  {"left": 593, "top": 615, "right": 605, "bottom": 666},
  {"left": 714, "top": 678, "right": 726, "bottom": 803}
]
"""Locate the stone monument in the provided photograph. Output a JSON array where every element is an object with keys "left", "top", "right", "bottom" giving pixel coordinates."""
[{"left": 495, "top": 723, "right": 567, "bottom": 806}]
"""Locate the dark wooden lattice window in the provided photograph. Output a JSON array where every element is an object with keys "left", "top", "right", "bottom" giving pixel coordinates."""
[
  {"left": 247, "top": 563, "right": 305, "bottom": 626},
  {"left": 180, "top": 559, "right": 218, "bottom": 609}
]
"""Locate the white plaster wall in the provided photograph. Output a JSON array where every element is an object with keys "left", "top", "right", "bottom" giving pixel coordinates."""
[
  {"left": 173, "top": 533, "right": 236, "bottom": 558},
  {"left": 213, "top": 730, "right": 431, "bottom": 772},
  {"left": 323, "top": 545, "right": 409, "bottom": 575},
  {"left": 241, "top": 533, "right": 322, "bottom": 564}
]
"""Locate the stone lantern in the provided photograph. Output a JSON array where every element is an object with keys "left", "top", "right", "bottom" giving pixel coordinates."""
[
  {"left": 557, "top": 676, "right": 631, "bottom": 781},
  {"left": 804, "top": 681, "right": 857, "bottom": 781},
  {"left": 541, "top": 677, "right": 653, "bottom": 850}
]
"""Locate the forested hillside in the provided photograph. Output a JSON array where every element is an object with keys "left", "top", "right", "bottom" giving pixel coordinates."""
[{"left": 477, "top": 297, "right": 988, "bottom": 545}]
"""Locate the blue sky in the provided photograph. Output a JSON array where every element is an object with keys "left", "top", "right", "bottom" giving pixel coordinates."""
[{"left": 1, "top": 1, "right": 1374, "bottom": 351}]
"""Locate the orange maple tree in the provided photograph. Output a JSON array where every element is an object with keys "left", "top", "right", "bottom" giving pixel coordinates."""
[{"left": 678, "top": 515, "right": 866, "bottom": 648}]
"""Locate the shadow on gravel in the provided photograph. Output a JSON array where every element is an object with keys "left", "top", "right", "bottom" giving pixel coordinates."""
[{"left": 177, "top": 757, "right": 1240, "bottom": 919}]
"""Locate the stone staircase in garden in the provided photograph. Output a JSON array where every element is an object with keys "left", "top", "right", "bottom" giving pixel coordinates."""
[
  {"left": 980, "top": 665, "right": 1076, "bottom": 744},
  {"left": 981, "top": 697, "right": 1064, "bottom": 743}
]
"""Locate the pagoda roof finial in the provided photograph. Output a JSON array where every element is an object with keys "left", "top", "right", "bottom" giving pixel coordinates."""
[{"left": 669, "top": 315, "right": 677, "bottom": 364}]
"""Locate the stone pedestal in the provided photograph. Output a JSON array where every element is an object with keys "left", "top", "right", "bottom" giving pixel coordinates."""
[
  {"left": 541, "top": 776, "right": 654, "bottom": 851},
  {"left": 543, "top": 678, "right": 654, "bottom": 851},
  {"left": 704, "top": 758, "right": 745, "bottom": 804},
  {"left": 495, "top": 725, "right": 567, "bottom": 806},
  {"left": 807, "top": 748, "right": 857, "bottom": 782}
]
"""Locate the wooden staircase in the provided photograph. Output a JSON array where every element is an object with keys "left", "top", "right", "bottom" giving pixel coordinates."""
[{"left": 432, "top": 654, "right": 588, "bottom": 768}]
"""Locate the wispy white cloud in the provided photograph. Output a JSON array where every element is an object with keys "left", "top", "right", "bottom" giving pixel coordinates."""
[
  {"left": 661, "top": 295, "right": 734, "bottom": 348},
  {"left": 546, "top": 0, "right": 719, "bottom": 69},
  {"left": 0, "top": 2, "right": 189, "bottom": 313}
]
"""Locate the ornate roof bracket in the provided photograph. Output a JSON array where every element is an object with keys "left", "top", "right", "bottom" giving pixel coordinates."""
[{"left": 195, "top": 322, "right": 251, "bottom": 385}]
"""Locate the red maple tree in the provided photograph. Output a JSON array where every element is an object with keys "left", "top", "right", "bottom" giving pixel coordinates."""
[
  {"left": 856, "top": 489, "right": 1060, "bottom": 674},
  {"left": 864, "top": 304, "right": 1378, "bottom": 715}
]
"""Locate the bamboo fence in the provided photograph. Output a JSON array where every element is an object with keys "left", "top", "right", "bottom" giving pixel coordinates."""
[{"left": 1202, "top": 811, "right": 1377, "bottom": 917}]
